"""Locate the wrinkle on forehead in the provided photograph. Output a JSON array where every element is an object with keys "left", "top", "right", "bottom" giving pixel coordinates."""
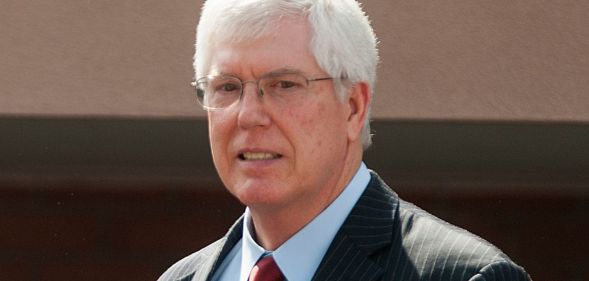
[{"left": 208, "top": 67, "right": 315, "bottom": 81}]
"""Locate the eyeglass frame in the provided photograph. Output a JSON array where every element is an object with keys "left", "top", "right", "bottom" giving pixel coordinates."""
[{"left": 191, "top": 70, "right": 336, "bottom": 110}]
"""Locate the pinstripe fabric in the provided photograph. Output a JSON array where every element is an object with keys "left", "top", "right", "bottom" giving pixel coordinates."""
[{"left": 158, "top": 172, "right": 531, "bottom": 281}]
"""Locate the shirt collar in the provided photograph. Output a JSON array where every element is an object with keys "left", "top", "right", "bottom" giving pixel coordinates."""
[
  {"left": 240, "top": 209, "right": 268, "bottom": 281},
  {"left": 240, "top": 162, "right": 370, "bottom": 281}
]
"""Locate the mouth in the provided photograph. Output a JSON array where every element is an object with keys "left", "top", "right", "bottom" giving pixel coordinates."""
[{"left": 238, "top": 152, "right": 282, "bottom": 161}]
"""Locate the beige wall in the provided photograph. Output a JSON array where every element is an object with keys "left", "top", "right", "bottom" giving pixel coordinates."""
[{"left": 1, "top": 0, "right": 588, "bottom": 121}]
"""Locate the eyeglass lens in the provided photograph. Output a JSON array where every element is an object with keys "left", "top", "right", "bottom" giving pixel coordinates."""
[{"left": 196, "top": 73, "right": 309, "bottom": 109}]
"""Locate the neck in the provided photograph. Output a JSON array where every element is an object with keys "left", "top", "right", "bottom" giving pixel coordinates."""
[{"left": 248, "top": 146, "right": 363, "bottom": 250}]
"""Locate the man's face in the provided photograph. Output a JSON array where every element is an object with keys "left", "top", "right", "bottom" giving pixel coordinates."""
[{"left": 206, "top": 17, "right": 356, "bottom": 212}]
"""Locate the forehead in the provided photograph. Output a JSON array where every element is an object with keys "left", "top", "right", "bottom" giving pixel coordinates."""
[{"left": 206, "top": 17, "right": 324, "bottom": 78}]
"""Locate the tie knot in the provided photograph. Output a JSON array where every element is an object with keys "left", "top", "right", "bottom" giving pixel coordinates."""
[{"left": 249, "top": 256, "right": 285, "bottom": 281}]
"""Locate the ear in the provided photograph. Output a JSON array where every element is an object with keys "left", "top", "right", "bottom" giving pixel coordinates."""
[{"left": 346, "top": 82, "right": 371, "bottom": 143}]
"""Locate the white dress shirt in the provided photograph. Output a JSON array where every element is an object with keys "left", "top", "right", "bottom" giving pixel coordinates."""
[{"left": 213, "top": 162, "right": 371, "bottom": 281}]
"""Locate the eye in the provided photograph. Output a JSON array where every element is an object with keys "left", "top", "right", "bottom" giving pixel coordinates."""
[
  {"left": 277, "top": 80, "right": 298, "bottom": 89},
  {"left": 220, "top": 83, "right": 239, "bottom": 92},
  {"left": 212, "top": 80, "right": 241, "bottom": 94},
  {"left": 266, "top": 75, "right": 304, "bottom": 90}
]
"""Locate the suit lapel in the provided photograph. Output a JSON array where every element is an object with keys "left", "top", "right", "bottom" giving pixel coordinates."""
[
  {"left": 189, "top": 172, "right": 398, "bottom": 281},
  {"left": 188, "top": 217, "right": 244, "bottom": 281},
  {"left": 312, "top": 172, "right": 398, "bottom": 281}
]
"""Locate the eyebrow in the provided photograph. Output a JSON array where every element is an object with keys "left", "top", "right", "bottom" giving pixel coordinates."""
[
  {"left": 206, "top": 67, "right": 305, "bottom": 80},
  {"left": 264, "top": 67, "right": 302, "bottom": 76}
]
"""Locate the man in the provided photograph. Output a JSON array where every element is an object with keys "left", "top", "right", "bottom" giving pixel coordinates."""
[{"left": 159, "top": 0, "right": 531, "bottom": 280}]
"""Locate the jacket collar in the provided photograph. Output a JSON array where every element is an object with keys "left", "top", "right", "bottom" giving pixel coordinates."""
[
  {"left": 190, "top": 171, "right": 397, "bottom": 281},
  {"left": 311, "top": 171, "right": 398, "bottom": 281}
]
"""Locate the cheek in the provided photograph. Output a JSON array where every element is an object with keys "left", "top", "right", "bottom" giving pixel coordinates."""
[
  {"left": 296, "top": 104, "right": 342, "bottom": 153},
  {"left": 286, "top": 105, "right": 320, "bottom": 136},
  {"left": 208, "top": 116, "right": 233, "bottom": 162}
]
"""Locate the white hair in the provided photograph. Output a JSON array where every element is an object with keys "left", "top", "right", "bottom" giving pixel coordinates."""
[{"left": 195, "top": 0, "right": 379, "bottom": 148}]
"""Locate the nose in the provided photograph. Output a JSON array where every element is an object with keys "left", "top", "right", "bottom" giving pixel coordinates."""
[{"left": 237, "top": 82, "right": 271, "bottom": 129}]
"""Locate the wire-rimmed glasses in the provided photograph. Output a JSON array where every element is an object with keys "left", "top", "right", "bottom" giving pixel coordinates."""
[{"left": 192, "top": 72, "right": 334, "bottom": 110}]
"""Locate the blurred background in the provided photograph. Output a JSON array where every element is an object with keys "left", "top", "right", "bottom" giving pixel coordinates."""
[{"left": 1, "top": 0, "right": 588, "bottom": 280}]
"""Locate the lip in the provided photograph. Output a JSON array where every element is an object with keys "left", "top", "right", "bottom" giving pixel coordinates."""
[
  {"left": 234, "top": 149, "right": 284, "bottom": 173},
  {"left": 236, "top": 148, "right": 283, "bottom": 161}
]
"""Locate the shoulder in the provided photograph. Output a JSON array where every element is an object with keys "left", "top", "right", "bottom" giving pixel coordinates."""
[
  {"left": 364, "top": 171, "right": 530, "bottom": 280},
  {"left": 157, "top": 238, "right": 226, "bottom": 281},
  {"left": 396, "top": 200, "right": 531, "bottom": 280}
]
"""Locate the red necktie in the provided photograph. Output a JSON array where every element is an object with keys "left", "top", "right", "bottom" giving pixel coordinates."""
[{"left": 248, "top": 256, "right": 285, "bottom": 281}]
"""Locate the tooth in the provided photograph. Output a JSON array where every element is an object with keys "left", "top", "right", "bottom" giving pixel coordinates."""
[{"left": 242, "top": 152, "right": 277, "bottom": 160}]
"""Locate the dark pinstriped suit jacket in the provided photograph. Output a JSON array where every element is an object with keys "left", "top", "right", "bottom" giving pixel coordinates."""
[{"left": 158, "top": 171, "right": 531, "bottom": 281}]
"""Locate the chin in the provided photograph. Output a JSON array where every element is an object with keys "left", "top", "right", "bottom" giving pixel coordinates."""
[{"left": 231, "top": 180, "right": 287, "bottom": 207}]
